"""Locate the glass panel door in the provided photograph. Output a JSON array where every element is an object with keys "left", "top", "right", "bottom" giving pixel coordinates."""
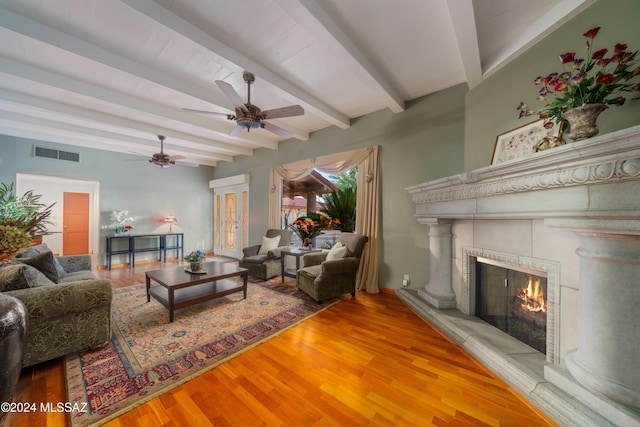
[{"left": 213, "top": 185, "right": 247, "bottom": 259}]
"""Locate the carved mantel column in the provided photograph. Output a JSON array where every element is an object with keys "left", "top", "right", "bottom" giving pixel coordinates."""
[
  {"left": 546, "top": 218, "right": 640, "bottom": 410},
  {"left": 417, "top": 218, "right": 457, "bottom": 309}
]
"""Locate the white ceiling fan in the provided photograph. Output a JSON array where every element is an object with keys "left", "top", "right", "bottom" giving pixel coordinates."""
[{"left": 184, "top": 71, "right": 304, "bottom": 139}]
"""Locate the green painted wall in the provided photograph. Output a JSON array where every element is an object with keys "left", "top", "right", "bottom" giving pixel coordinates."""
[
  {"left": 465, "top": 0, "right": 640, "bottom": 171},
  {"left": 213, "top": 84, "right": 467, "bottom": 289},
  {"left": 0, "top": 135, "right": 215, "bottom": 264}
]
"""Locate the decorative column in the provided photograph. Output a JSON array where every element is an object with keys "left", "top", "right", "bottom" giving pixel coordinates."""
[
  {"left": 550, "top": 220, "right": 640, "bottom": 411},
  {"left": 417, "top": 219, "right": 457, "bottom": 309}
]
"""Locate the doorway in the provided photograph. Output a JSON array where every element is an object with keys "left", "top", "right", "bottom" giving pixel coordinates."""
[
  {"left": 211, "top": 179, "right": 249, "bottom": 259},
  {"left": 63, "top": 192, "right": 90, "bottom": 254},
  {"left": 16, "top": 173, "right": 100, "bottom": 256}
]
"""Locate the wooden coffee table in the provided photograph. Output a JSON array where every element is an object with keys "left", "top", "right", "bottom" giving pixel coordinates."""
[{"left": 145, "top": 261, "right": 248, "bottom": 322}]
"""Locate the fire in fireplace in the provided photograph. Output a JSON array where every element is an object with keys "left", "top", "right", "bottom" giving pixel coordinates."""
[{"left": 474, "top": 257, "right": 547, "bottom": 354}]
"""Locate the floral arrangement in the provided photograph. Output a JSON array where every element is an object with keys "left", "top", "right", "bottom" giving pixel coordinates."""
[
  {"left": 323, "top": 218, "right": 341, "bottom": 229},
  {"left": 288, "top": 217, "right": 325, "bottom": 246},
  {"left": 184, "top": 250, "right": 205, "bottom": 262},
  {"left": 111, "top": 210, "right": 134, "bottom": 234},
  {"left": 517, "top": 26, "right": 640, "bottom": 127}
]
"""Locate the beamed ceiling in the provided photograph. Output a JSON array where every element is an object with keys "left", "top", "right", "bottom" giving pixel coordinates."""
[{"left": 0, "top": 0, "right": 596, "bottom": 167}]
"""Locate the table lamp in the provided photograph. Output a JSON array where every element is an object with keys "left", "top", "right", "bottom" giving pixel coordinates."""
[{"left": 164, "top": 216, "right": 177, "bottom": 233}]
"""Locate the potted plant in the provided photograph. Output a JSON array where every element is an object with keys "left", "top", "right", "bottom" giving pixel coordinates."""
[
  {"left": 0, "top": 182, "right": 54, "bottom": 263},
  {"left": 184, "top": 250, "right": 205, "bottom": 272},
  {"left": 110, "top": 210, "right": 135, "bottom": 236},
  {"left": 517, "top": 26, "right": 640, "bottom": 141}
]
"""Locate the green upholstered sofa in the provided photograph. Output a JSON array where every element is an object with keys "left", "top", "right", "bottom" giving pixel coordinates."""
[
  {"left": 239, "top": 229, "right": 293, "bottom": 280},
  {"left": 296, "top": 233, "right": 368, "bottom": 303},
  {"left": 0, "top": 247, "right": 112, "bottom": 367}
]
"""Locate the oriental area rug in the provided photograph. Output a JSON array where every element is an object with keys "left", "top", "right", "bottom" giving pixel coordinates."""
[{"left": 64, "top": 278, "right": 338, "bottom": 427}]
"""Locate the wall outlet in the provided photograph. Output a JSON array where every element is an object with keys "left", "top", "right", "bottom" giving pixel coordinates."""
[{"left": 402, "top": 274, "right": 410, "bottom": 287}]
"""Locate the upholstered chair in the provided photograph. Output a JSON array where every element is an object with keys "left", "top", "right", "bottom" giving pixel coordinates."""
[
  {"left": 296, "top": 233, "right": 368, "bottom": 302},
  {"left": 238, "top": 229, "right": 293, "bottom": 280}
]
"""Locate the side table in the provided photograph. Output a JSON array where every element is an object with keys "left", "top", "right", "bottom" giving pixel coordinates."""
[{"left": 281, "top": 248, "right": 322, "bottom": 283}]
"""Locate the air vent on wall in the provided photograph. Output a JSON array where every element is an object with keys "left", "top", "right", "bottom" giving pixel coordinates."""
[
  {"left": 33, "top": 146, "right": 80, "bottom": 163},
  {"left": 58, "top": 150, "right": 80, "bottom": 162}
]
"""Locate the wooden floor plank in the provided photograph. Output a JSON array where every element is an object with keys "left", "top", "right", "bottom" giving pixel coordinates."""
[{"left": 7, "top": 258, "right": 557, "bottom": 427}]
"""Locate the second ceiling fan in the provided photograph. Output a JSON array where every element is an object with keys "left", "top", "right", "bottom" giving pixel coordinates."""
[{"left": 185, "top": 71, "right": 304, "bottom": 138}]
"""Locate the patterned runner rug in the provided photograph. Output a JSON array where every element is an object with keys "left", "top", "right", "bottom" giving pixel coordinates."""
[{"left": 64, "top": 277, "right": 338, "bottom": 427}]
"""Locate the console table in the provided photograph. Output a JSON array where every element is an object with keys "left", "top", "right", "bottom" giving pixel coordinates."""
[{"left": 105, "top": 233, "right": 184, "bottom": 270}]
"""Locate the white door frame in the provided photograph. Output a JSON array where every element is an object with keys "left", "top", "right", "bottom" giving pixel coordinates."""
[
  {"left": 210, "top": 175, "right": 249, "bottom": 259},
  {"left": 16, "top": 173, "right": 100, "bottom": 255}
]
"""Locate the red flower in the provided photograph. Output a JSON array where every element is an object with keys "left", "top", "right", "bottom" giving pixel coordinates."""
[
  {"left": 610, "top": 53, "right": 625, "bottom": 63},
  {"left": 559, "top": 52, "right": 575, "bottom": 64},
  {"left": 553, "top": 81, "right": 568, "bottom": 92},
  {"left": 591, "top": 48, "right": 608, "bottom": 60},
  {"left": 542, "top": 73, "right": 558, "bottom": 85},
  {"left": 583, "top": 27, "right": 601, "bottom": 39},
  {"left": 597, "top": 57, "right": 611, "bottom": 67},
  {"left": 543, "top": 121, "right": 554, "bottom": 129},
  {"left": 614, "top": 43, "right": 627, "bottom": 54},
  {"left": 596, "top": 73, "right": 615, "bottom": 85}
]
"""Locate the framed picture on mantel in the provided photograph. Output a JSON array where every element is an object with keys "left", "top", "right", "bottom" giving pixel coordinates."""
[{"left": 492, "top": 119, "right": 561, "bottom": 164}]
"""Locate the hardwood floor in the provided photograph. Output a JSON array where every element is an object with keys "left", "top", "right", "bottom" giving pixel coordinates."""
[{"left": 7, "top": 259, "right": 557, "bottom": 426}]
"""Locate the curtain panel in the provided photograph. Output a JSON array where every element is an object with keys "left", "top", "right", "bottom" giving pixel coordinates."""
[{"left": 269, "top": 146, "right": 380, "bottom": 293}]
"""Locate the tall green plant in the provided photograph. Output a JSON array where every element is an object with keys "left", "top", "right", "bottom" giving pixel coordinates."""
[
  {"left": 321, "top": 168, "right": 358, "bottom": 232},
  {"left": 321, "top": 186, "right": 356, "bottom": 232}
]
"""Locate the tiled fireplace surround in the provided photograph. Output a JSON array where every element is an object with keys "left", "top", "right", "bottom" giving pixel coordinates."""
[{"left": 398, "top": 126, "right": 640, "bottom": 426}]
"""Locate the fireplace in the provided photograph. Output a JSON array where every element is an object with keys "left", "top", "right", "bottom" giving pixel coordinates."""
[
  {"left": 474, "top": 257, "right": 547, "bottom": 354},
  {"left": 401, "top": 126, "right": 640, "bottom": 425}
]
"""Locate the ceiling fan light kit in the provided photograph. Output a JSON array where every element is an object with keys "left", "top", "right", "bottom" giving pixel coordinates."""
[{"left": 184, "top": 71, "right": 304, "bottom": 138}]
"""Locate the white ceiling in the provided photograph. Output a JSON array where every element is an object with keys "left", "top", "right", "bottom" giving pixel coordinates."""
[{"left": 0, "top": 0, "right": 596, "bottom": 167}]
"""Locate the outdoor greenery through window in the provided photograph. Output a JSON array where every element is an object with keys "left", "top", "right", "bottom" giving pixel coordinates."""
[{"left": 282, "top": 167, "right": 357, "bottom": 249}]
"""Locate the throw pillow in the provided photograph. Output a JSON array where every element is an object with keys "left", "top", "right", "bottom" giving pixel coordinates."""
[
  {"left": 16, "top": 243, "right": 66, "bottom": 280},
  {"left": 259, "top": 235, "right": 281, "bottom": 254},
  {"left": 20, "top": 250, "right": 61, "bottom": 283},
  {"left": 16, "top": 243, "right": 50, "bottom": 258},
  {"left": 0, "top": 264, "right": 30, "bottom": 292},
  {"left": 326, "top": 242, "right": 348, "bottom": 261},
  {"left": 23, "top": 265, "right": 55, "bottom": 288}
]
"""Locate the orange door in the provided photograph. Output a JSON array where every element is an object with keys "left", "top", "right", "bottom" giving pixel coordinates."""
[{"left": 63, "top": 192, "right": 90, "bottom": 255}]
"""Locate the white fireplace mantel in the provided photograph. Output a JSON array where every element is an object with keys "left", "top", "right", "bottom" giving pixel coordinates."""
[
  {"left": 401, "top": 125, "right": 640, "bottom": 426},
  {"left": 406, "top": 124, "right": 640, "bottom": 223}
]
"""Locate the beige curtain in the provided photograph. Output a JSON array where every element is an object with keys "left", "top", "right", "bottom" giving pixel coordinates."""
[
  {"left": 355, "top": 146, "right": 379, "bottom": 293},
  {"left": 269, "top": 146, "right": 380, "bottom": 293}
]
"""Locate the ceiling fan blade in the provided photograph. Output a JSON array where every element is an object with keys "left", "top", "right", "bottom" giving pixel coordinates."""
[
  {"left": 230, "top": 125, "right": 245, "bottom": 137},
  {"left": 182, "top": 108, "right": 229, "bottom": 117},
  {"left": 261, "top": 122, "right": 292, "bottom": 139},
  {"left": 215, "top": 80, "right": 246, "bottom": 111},
  {"left": 175, "top": 161, "right": 200, "bottom": 168},
  {"left": 168, "top": 155, "right": 185, "bottom": 161},
  {"left": 261, "top": 105, "right": 304, "bottom": 119}
]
